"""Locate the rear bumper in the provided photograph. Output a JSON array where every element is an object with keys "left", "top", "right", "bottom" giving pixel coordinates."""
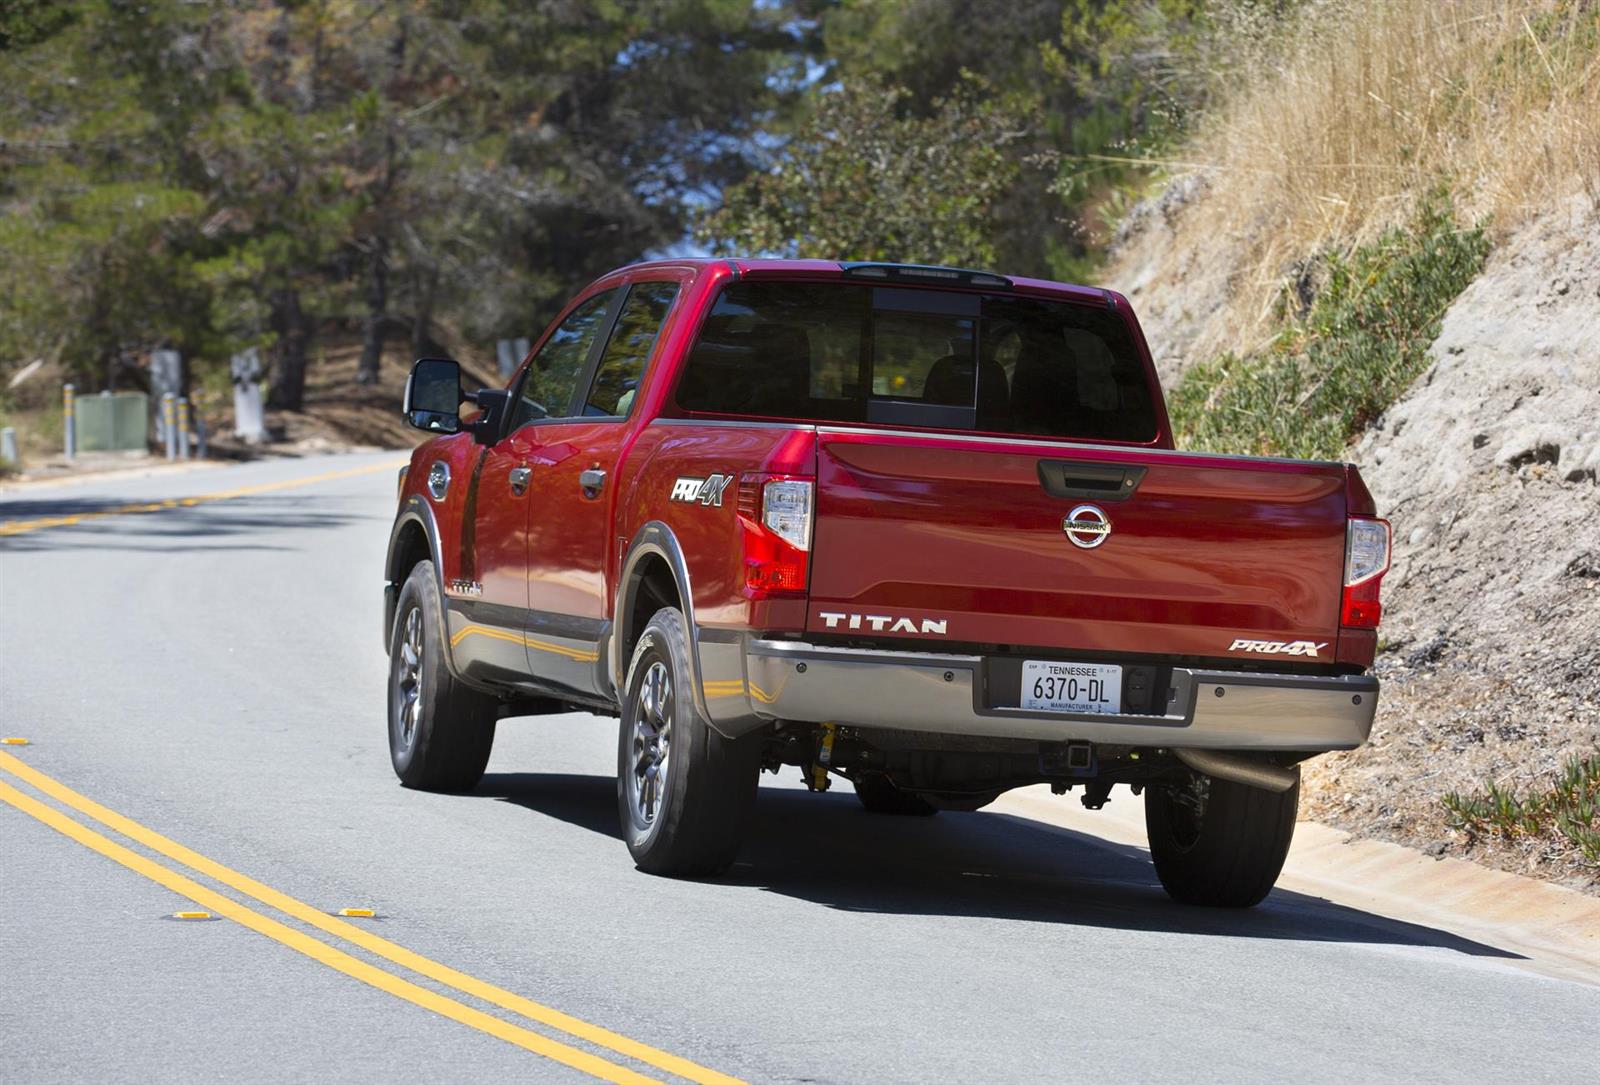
[{"left": 701, "top": 638, "right": 1376, "bottom": 751}]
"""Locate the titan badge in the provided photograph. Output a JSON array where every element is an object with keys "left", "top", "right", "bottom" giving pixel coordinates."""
[{"left": 817, "top": 612, "right": 949, "bottom": 636}]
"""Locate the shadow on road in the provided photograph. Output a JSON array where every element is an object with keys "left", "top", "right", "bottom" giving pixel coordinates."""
[
  {"left": 0, "top": 494, "right": 373, "bottom": 553},
  {"left": 479, "top": 770, "right": 1522, "bottom": 962}
]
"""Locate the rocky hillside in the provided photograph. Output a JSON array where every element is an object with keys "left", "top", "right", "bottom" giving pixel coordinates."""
[
  {"left": 1095, "top": 0, "right": 1600, "bottom": 890},
  {"left": 1108, "top": 189, "right": 1600, "bottom": 889},
  {"left": 1307, "top": 198, "right": 1600, "bottom": 886}
]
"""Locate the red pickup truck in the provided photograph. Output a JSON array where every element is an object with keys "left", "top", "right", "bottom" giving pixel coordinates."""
[{"left": 385, "top": 259, "right": 1390, "bottom": 907}]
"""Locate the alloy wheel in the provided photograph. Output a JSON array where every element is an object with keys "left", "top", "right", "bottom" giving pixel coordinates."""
[
  {"left": 393, "top": 605, "right": 424, "bottom": 752},
  {"left": 628, "top": 660, "right": 674, "bottom": 828}
]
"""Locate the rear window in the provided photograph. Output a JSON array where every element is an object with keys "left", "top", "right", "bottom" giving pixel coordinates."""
[{"left": 671, "top": 281, "right": 1157, "bottom": 442}]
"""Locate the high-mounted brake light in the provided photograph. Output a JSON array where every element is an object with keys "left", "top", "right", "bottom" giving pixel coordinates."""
[
  {"left": 738, "top": 476, "right": 812, "bottom": 596},
  {"left": 1341, "top": 517, "right": 1391, "bottom": 628},
  {"left": 839, "top": 262, "right": 1013, "bottom": 290}
]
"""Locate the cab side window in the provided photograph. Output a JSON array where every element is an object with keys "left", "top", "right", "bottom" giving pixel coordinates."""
[
  {"left": 511, "top": 289, "right": 616, "bottom": 429},
  {"left": 583, "top": 281, "right": 680, "bottom": 418}
]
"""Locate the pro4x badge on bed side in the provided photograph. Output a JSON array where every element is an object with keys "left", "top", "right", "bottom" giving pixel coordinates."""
[{"left": 670, "top": 474, "right": 733, "bottom": 507}]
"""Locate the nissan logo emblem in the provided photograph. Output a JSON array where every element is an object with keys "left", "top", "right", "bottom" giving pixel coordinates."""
[{"left": 1063, "top": 504, "right": 1111, "bottom": 549}]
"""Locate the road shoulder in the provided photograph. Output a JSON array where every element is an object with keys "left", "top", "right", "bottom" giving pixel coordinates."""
[{"left": 992, "top": 784, "right": 1600, "bottom": 987}]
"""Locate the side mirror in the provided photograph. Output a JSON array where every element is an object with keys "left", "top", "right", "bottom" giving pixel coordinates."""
[{"left": 403, "top": 358, "right": 462, "bottom": 434}]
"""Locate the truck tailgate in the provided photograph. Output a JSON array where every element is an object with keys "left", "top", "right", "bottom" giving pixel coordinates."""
[{"left": 806, "top": 428, "right": 1348, "bottom": 663}]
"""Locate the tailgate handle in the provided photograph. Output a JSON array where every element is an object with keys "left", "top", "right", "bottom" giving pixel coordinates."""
[{"left": 1037, "top": 461, "right": 1146, "bottom": 502}]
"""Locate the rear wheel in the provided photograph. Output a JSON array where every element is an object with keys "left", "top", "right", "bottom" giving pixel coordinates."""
[
  {"left": 1145, "top": 768, "right": 1299, "bottom": 907},
  {"left": 617, "top": 608, "right": 760, "bottom": 876},
  {"left": 852, "top": 772, "right": 938, "bottom": 816},
  {"left": 388, "top": 561, "right": 498, "bottom": 791}
]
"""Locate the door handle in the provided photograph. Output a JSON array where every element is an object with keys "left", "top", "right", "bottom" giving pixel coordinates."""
[
  {"left": 508, "top": 466, "right": 531, "bottom": 496},
  {"left": 579, "top": 468, "right": 607, "bottom": 499}
]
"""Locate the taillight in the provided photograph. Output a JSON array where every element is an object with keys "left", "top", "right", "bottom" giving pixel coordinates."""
[
  {"left": 738, "top": 475, "right": 812, "bottom": 596},
  {"left": 1341, "top": 517, "right": 1391, "bottom": 628}
]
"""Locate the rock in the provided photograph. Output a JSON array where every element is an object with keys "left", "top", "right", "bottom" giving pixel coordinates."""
[
  {"left": 1405, "top": 636, "right": 1449, "bottom": 669},
  {"left": 1494, "top": 425, "right": 1567, "bottom": 470},
  {"left": 1567, "top": 442, "right": 1600, "bottom": 484},
  {"left": 1567, "top": 553, "right": 1600, "bottom": 580}
]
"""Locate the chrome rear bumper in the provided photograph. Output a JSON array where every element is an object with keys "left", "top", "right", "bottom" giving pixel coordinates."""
[{"left": 700, "top": 638, "right": 1376, "bottom": 751}]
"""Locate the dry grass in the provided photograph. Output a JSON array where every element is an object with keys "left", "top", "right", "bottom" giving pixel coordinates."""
[{"left": 1158, "top": 0, "right": 1600, "bottom": 353}]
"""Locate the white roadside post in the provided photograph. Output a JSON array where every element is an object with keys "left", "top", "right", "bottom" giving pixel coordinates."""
[
  {"left": 162, "top": 393, "right": 177, "bottom": 460},
  {"left": 63, "top": 383, "right": 76, "bottom": 460},
  {"left": 150, "top": 349, "right": 183, "bottom": 450},
  {"left": 176, "top": 397, "right": 191, "bottom": 459},
  {"left": 231, "top": 349, "right": 265, "bottom": 443},
  {"left": 1, "top": 426, "right": 18, "bottom": 469}
]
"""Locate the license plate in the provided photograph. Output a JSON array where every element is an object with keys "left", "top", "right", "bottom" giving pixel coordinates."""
[{"left": 1020, "top": 660, "right": 1122, "bottom": 714}]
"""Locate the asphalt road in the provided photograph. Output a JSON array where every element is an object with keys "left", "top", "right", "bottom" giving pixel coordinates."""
[{"left": 2, "top": 452, "right": 1596, "bottom": 1084}]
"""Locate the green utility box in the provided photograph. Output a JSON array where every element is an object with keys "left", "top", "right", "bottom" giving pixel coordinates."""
[{"left": 75, "top": 392, "right": 149, "bottom": 452}]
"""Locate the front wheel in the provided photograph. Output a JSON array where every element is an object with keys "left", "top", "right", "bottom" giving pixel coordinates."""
[
  {"left": 388, "top": 560, "right": 498, "bottom": 791},
  {"left": 617, "top": 608, "right": 760, "bottom": 876},
  {"left": 1145, "top": 767, "right": 1299, "bottom": 907}
]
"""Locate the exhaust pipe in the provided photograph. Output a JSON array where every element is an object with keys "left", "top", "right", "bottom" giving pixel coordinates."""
[{"left": 1174, "top": 749, "right": 1299, "bottom": 793}]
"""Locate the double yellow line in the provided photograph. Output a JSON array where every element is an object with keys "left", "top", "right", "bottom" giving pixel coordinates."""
[
  {"left": 0, "top": 459, "right": 408, "bottom": 537},
  {"left": 0, "top": 750, "right": 740, "bottom": 1084}
]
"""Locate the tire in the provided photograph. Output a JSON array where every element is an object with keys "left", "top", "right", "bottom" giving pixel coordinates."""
[
  {"left": 617, "top": 608, "right": 760, "bottom": 876},
  {"left": 1145, "top": 767, "right": 1300, "bottom": 908},
  {"left": 853, "top": 772, "right": 938, "bottom": 816},
  {"left": 387, "top": 560, "right": 498, "bottom": 791}
]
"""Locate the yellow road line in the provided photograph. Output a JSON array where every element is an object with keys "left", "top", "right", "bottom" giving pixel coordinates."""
[
  {"left": 0, "top": 750, "right": 741, "bottom": 1085},
  {"left": 0, "top": 779, "right": 654, "bottom": 1085},
  {"left": 0, "top": 459, "right": 408, "bottom": 537}
]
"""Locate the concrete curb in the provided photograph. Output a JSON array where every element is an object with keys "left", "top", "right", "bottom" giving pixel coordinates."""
[
  {"left": 992, "top": 783, "right": 1600, "bottom": 987},
  {"left": 0, "top": 458, "right": 225, "bottom": 494}
]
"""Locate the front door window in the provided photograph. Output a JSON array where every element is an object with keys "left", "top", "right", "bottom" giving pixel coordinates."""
[
  {"left": 583, "top": 282, "right": 681, "bottom": 418},
  {"left": 512, "top": 289, "right": 617, "bottom": 427}
]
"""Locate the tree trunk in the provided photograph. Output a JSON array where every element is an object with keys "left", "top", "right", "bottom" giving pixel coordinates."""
[
  {"left": 411, "top": 266, "right": 438, "bottom": 360},
  {"left": 267, "top": 287, "right": 313, "bottom": 411},
  {"left": 356, "top": 237, "right": 388, "bottom": 385}
]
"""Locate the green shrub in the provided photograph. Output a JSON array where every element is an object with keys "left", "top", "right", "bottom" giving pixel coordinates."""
[
  {"left": 1167, "top": 191, "right": 1490, "bottom": 460},
  {"left": 1444, "top": 755, "right": 1600, "bottom": 864}
]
